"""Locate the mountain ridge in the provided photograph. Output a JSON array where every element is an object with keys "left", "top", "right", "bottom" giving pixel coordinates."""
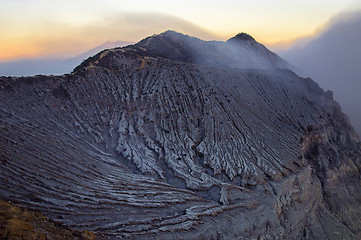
[{"left": 74, "top": 31, "right": 291, "bottom": 73}]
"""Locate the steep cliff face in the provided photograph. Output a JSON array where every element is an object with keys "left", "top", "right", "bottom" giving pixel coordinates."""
[{"left": 1, "top": 31, "right": 360, "bottom": 239}]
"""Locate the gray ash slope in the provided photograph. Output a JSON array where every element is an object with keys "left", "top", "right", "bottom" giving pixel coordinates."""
[{"left": 1, "top": 31, "right": 361, "bottom": 239}]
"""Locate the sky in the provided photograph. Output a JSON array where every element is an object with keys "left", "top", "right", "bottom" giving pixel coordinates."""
[{"left": 1, "top": 0, "right": 361, "bottom": 61}]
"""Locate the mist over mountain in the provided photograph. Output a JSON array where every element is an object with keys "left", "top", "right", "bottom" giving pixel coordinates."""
[
  {"left": 0, "top": 41, "right": 132, "bottom": 77},
  {"left": 125, "top": 31, "right": 290, "bottom": 69},
  {"left": 278, "top": 11, "right": 361, "bottom": 136},
  {"left": 1, "top": 31, "right": 361, "bottom": 239}
]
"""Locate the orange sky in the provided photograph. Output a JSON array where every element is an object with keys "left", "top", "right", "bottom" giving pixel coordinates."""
[{"left": 1, "top": 0, "right": 361, "bottom": 61}]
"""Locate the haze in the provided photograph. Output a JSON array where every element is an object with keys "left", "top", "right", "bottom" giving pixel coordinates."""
[{"left": 278, "top": 11, "right": 361, "bottom": 136}]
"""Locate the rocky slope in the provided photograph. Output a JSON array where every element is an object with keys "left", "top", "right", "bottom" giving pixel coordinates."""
[
  {"left": 1, "top": 31, "right": 360, "bottom": 239},
  {"left": 0, "top": 200, "right": 100, "bottom": 240}
]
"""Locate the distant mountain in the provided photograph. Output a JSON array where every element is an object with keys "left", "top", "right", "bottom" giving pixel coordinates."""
[
  {"left": 66, "top": 40, "right": 133, "bottom": 65},
  {"left": 1, "top": 31, "right": 361, "bottom": 239},
  {"left": 0, "top": 41, "right": 132, "bottom": 77}
]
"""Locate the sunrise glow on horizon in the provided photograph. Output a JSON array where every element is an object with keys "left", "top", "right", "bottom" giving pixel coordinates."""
[{"left": 1, "top": 0, "right": 361, "bottom": 61}]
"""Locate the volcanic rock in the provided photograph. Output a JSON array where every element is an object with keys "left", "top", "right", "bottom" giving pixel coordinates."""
[{"left": 1, "top": 31, "right": 360, "bottom": 239}]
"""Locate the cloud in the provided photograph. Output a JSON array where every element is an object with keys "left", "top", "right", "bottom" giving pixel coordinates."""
[
  {"left": 0, "top": 12, "right": 219, "bottom": 61},
  {"left": 0, "top": 12, "right": 219, "bottom": 76},
  {"left": 0, "top": 11, "right": 219, "bottom": 75},
  {"left": 277, "top": 10, "right": 361, "bottom": 136},
  {"left": 94, "top": 12, "right": 219, "bottom": 41},
  {"left": 0, "top": 59, "right": 70, "bottom": 77}
]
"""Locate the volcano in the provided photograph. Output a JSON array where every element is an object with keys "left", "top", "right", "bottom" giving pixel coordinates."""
[{"left": 1, "top": 31, "right": 360, "bottom": 239}]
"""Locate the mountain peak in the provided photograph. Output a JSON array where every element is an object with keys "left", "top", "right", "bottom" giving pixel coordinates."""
[
  {"left": 160, "top": 30, "right": 185, "bottom": 37},
  {"left": 228, "top": 33, "right": 256, "bottom": 42},
  {"left": 137, "top": 30, "right": 199, "bottom": 48},
  {"left": 76, "top": 30, "right": 291, "bottom": 71}
]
